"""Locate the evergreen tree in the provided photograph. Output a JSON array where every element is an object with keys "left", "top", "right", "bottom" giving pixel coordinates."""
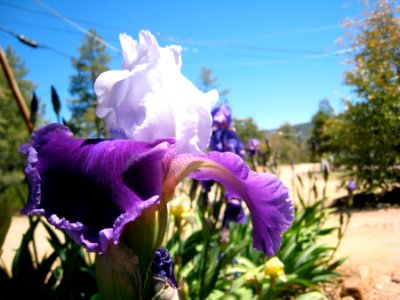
[
  {"left": 335, "top": 0, "right": 400, "bottom": 190},
  {"left": 308, "top": 99, "right": 335, "bottom": 161},
  {"left": 69, "top": 29, "right": 111, "bottom": 137},
  {"left": 0, "top": 46, "right": 35, "bottom": 211},
  {"left": 198, "top": 66, "right": 229, "bottom": 101}
]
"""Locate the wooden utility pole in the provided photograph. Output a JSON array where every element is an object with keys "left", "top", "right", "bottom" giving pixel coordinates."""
[{"left": 0, "top": 46, "right": 33, "bottom": 133}]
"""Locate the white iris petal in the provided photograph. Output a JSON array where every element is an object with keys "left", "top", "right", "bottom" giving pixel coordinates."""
[{"left": 95, "top": 30, "right": 218, "bottom": 154}]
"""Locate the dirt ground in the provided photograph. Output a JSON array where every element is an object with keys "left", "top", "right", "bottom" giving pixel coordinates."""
[
  {"left": 330, "top": 207, "right": 400, "bottom": 300},
  {"left": 1, "top": 163, "right": 400, "bottom": 299}
]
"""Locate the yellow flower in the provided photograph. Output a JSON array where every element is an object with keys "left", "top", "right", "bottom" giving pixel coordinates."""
[
  {"left": 169, "top": 194, "right": 192, "bottom": 221},
  {"left": 264, "top": 256, "right": 287, "bottom": 282}
]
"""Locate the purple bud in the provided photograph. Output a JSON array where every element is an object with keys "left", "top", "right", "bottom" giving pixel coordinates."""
[
  {"left": 151, "top": 247, "right": 178, "bottom": 288},
  {"left": 347, "top": 180, "right": 356, "bottom": 191},
  {"left": 222, "top": 198, "right": 247, "bottom": 227},
  {"left": 247, "top": 138, "right": 260, "bottom": 157}
]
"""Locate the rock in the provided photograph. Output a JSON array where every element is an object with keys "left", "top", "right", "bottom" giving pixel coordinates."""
[
  {"left": 391, "top": 274, "right": 400, "bottom": 284},
  {"left": 341, "top": 278, "right": 363, "bottom": 300}
]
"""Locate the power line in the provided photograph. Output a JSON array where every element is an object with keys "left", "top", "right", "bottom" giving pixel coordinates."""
[
  {"left": 2, "top": 0, "right": 344, "bottom": 57},
  {"left": 0, "top": 1, "right": 126, "bottom": 32},
  {"left": 164, "top": 35, "right": 326, "bottom": 55},
  {"left": 32, "top": 0, "right": 119, "bottom": 53},
  {"left": 162, "top": 24, "right": 344, "bottom": 45},
  {"left": 0, "top": 25, "right": 73, "bottom": 59},
  {"left": 0, "top": 17, "right": 80, "bottom": 35}
]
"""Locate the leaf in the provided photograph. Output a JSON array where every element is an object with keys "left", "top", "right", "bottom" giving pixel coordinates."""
[
  {"left": 294, "top": 291, "right": 328, "bottom": 300},
  {"left": 203, "top": 238, "right": 251, "bottom": 299},
  {"left": 11, "top": 217, "right": 39, "bottom": 279},
  {"left": 30, "top": 92, "right": 38, "bottom": 127},
  {"left": 181, "top": 230, "right": 204, "bottom": 265},
  {"left": 0, "top": 200, "right": 12, "bottom": 253},
  {"left": 51, "top": 85, "right": 61, "bottom": 118}
]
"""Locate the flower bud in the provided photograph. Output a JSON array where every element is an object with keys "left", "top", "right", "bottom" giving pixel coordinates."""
[
  {"left": 264, "top": 256, "right": 287, "bottom": 281},
  {"left": 169, "top": 194, "right": 191, "bottom": 221}
]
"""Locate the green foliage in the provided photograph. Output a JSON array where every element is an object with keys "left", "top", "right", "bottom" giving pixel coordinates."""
[
  {"left": 164, "top": 177, "right": 346, "bottom": 300},
  {"left": 332, "top": 0, "right": 400, "bottom": 191},
  {"left": 198, "top": 66, "right": 230, "bottom": 100},
  {"left": 0, "top": 216, "right": 98, "bottom": 299},
  {"left": 0, "top": 46, "right": 35, "bottom": 213},
  {"left": 69, "top": 29, "right": 111, "bottom": 138},
  {"left": 267, "top": 123, "right": 308, "bottom": 164},
  {"left": 233, "top": 117, "right": 263, "bottom": 147},
  {"left": 308, "top": 99, "right": 335, "bottom": 161}
]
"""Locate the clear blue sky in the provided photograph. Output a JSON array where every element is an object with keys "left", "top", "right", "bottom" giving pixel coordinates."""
[{"left": 1, "top": 0, "right": 363, "bottom": 130}]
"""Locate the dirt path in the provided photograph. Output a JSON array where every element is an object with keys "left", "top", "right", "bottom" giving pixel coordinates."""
[{"left": 330, "top": 208, "right": 400, "bottom": 300}]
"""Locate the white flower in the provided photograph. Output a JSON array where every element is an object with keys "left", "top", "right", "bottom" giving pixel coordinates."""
[{"left": 94, "top": 30, "right": 218, "bottom": 154}]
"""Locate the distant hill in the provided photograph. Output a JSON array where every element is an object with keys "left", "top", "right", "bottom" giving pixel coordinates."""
[
  {"left": 293, "top": 122, "right": 312, "bottom": 144},
  {"left": 262, "top": 122, "right": 312, "bottom": 145}
]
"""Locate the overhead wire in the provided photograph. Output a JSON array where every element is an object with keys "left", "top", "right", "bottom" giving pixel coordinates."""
[
  {"left": 0, "top": 17, "right": 80, "bottom": 35},
  {"left": 0, "top": 1, "right": 126, "bottom": 32},
  {"left": 0, "top": 25, "right": 73, "bottom": 59},
  {"left": 1, "top": 0, "right": 358, "bottom": 67},
  {"left": 1, "top": 0, "right": 348, "bottom": 58},
  {"left": 32, "top": 0, "right": 120, "bottom": 53}
]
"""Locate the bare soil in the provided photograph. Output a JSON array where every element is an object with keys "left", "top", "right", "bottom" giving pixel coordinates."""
[
  {"left": 328, "top": 207, "right": 400, "bottom": 300},
  {"left": 2, "top": 163, "right": 400, "bottom": 299}
]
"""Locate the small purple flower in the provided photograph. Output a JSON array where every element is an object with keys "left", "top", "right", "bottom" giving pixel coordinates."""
[
  {"left": 151, "top": 247, "right": 178, "bottom": 288},
  {"left": 21, "top": 124, "right": 294, "bottom": 257},
  {"left": 210, "top": 129, "right": 245, "bottom": 159},
  {"left": 247, "top": 138, "right": 261, "bottom": 157},
  {"left": 222, "top": 198, "right": 247, "bottom": 227},
  {"left": 347, "top": 180, "right": 356, "bottom": 191},
  {"left": 211, "top": 104, "right": 232, "bottom": 129}
]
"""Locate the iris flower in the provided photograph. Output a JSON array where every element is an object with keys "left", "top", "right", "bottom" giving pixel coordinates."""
[
  {"left": 210, "top": 129, "right": 245, "bottom": 159},
  {"left": 20, "top": 30, "right": 294, "bottom": 258},
  {"left": 20, "top": 123, "right": 293, "bottom": 256},
  {"left": 247, "top": 138, "right": 261, "bottom": 158},
  {"left": 211, "top": 104, "right": 232, "bottom": 129}
]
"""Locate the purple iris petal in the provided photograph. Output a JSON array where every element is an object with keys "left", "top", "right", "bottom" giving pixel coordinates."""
[
  {"left": 222, "top": 198, "right": 247, "bottom": 227},
  {"left": 210, "top": 129, "right": 245, "bottom": 159},
  {"left": 211, "top": 104, "right": 232, "bottom": 129},
  {"left": 19, "top": 124, "right": 175, "bottom": 253},
  {"left": 166, "top": 151, "right": 294, "bottom": 256}
]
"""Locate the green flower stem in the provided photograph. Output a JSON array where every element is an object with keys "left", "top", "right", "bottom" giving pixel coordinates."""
[{"left": 263, "top": 276, "right": 276, "bottom": 300}]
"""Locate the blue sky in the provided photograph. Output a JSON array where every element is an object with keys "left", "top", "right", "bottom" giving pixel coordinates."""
[{"left": 1, "top": 0, "right": 363, "bottom": 130}]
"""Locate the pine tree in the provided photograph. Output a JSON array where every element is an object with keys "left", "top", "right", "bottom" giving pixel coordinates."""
[
  {"left": 69, "top": 29, "right": 111, "bottom": 137},
  {"left": 0, "top": 46, "right": 35, "bottom": 211},
  {"left": 336, "top": 0, "right": 400, "bottom": 190}
]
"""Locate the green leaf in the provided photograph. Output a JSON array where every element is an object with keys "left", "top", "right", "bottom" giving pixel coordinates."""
[
  {"left": 51, "top": 85, "right": 61, "bottom": 116},
  {"left": 11, "top": 217, "right": 39, "bottom": 279},
  {"left": 0, "top": 200, "right": 12, "bottom": 252},
  {"left": 295, "top": 291, "right": 328, "bottom": 300},
  {"left": 203, "top": 238, "right": 251, "bottom": 299}
]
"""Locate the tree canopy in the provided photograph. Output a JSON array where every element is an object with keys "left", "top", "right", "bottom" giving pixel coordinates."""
[
  {"left": 0, "top": 46, "right": 35, "bottom": 211},
  {"left": 69, "top": 29, "right": 111, "bottom": 137},
  {"left": 334, "top": 0, "right": 400, "bottom": 190}
]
